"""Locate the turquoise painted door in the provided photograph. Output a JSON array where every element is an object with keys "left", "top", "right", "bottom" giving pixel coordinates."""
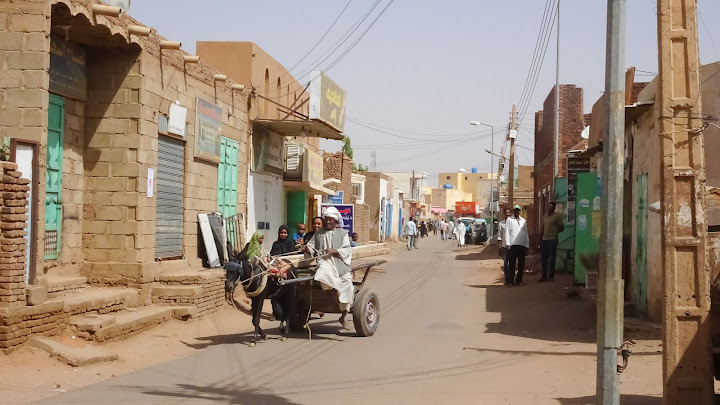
[
  {"left": 217, "top": 137, "right": 239, "bottom": 217},
  {"left": 574, "top": 172, "right": 602, "bottom": 285},
  {"left": 635, "top": 173, "right": 649, "bottom": 313},
  {"left": 45, "top": 94, "right": 64, "bottom": 259}
]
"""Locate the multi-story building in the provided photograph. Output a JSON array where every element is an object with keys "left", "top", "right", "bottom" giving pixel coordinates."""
[{"left": 438, "top": 170, "right": 497, "bottom": 202}]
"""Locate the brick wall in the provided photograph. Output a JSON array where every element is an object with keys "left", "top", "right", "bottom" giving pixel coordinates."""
[
  {"left": 533, "top": 84, "right": 586, "bottom": 236},
  {"left": 354, "top": 203, "right": 370, "bottom": 243},
  {"left": 0, "top": 162, "right": 29, "bottom": 307},
  {"left": 322, "top": 152, "right": 353, "bottom": 204}
]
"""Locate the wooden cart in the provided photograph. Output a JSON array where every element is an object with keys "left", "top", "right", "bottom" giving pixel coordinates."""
[{"left": 281, "top": 258, "right": 386, "bottom": 337}]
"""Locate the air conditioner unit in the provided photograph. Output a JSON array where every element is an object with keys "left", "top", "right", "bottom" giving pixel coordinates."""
[{"left": 284, "top": 143, "right": 305, "bottom": 181}]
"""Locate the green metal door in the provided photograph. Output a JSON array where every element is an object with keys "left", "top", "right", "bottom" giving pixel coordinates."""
[
  {"left": 574, "top": 172, "right": 601, "bottom": 285},
  {"left": 635, "top": 173, "right": 649, "bottom": 313},
  {"left": 45, "top": 94, "right": 64, "bottom": 259},
  {"left": 217, "top": 137, "right": 239, "bottom": 217}
]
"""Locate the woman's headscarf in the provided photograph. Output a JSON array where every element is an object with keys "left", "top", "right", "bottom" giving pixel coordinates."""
[
  {"left": 244, "top": 231, "right": 263, "bottom": 261},
  {"left": 271, "top": 225, "right": 296, "bottom": 255}
]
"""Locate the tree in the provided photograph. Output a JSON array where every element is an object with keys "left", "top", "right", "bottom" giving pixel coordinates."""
[{"left": 341, "top": 135, "right": 353, "bottom": 159}]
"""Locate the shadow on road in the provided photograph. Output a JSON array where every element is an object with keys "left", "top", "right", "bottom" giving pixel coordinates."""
[
  {"left": 461, "top": 346, "right": 660, "bottom": 357},
  {"left": 183, "top": 319, "right": 348, "bottom": 349},
  {"left": 138, "top": 383, "right": 301, "bottom": 405},
  {"left": 555, "top": 394, "right": 661, "bottom": 404},
  {"left": 461, "top": 245, "right": 596, "bottom": 344}
]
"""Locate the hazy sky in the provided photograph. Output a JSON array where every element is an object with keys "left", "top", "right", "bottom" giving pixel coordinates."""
[{"left": 129, "top": 0, "right": 719, "bottom": 185}]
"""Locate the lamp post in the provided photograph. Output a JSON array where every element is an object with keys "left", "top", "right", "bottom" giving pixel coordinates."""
[{"left": 470, "top": 121, "right": 494, "bottom": 240}]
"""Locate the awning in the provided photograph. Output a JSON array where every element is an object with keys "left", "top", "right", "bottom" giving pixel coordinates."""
[
  {"left": 254, "top": 119, "right": 344, "bottom": 141},
  {"left": 625, "top": 101, "right": 654, "bottom": 122},
  {"left": 431, "top": 207, "right": 448, "bottom": 214},
  {"left": 283, "top": 180, "right": 335, "bottom": 196}
]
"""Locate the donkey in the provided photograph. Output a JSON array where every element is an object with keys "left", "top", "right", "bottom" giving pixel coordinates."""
[{"left": 224, "top": 246, "right": 297, "bottom": 346}]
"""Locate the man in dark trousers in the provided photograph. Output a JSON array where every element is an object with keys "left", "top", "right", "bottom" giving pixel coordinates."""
[
  {"left": 539, "top": 202, "right": 564, "bottom": 282},
  {"left": 503, "top": 205, "right": 529, "bottom": 286}
]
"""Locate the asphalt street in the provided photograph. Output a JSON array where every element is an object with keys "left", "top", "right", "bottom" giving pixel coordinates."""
[{"left": 35, "top": 237, "right": 662, "bottom": 405}]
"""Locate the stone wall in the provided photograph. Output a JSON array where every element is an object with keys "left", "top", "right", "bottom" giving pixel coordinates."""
[
  {"left": 156, "top": 271, "right": 225, "bottom": 317},
  {"left": 322, "top": 152, "right": 353, "bottom": 204},
  {"left": 0, "top": 162, "right": 29, "bottom": 307},
  {"left": 0, "top": 301, "right": 67, "bottom": 353},
  {"left": 0, "top": 0, "right": 51, "bottom": 279}
]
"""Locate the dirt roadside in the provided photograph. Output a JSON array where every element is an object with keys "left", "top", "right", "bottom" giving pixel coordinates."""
[{"left": 0, "top": 300, "right": 260, "bottom": 404}]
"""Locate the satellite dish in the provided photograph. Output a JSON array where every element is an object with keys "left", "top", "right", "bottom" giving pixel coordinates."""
[
  {"left": 107, "top": 0, "right": 130, "bottom": 12},
  {"left": 581, "top": 126, "right": 590, "bottom": 139}
]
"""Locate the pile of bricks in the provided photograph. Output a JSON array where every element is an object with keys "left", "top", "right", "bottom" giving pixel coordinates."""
[
  {"left": 43, "top": 279, "right": 87, "bottom": 299},
  {"left": 322, "top": 152, "right": 353, "bottom": 204},
  {"left": 354, "top": 204, "right": 370, "bottom": 243},
  {"left": 0, "top": 161, "right": 29, "bottom": 307}
]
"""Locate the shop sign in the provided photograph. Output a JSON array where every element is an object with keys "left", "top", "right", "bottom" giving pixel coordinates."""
[
  {"left": 309, "top": 71, "right": 346, "bottom": 132},
  {"left": 567, "top": 156, "right": 591, "bottom": 200},
  {"left": 168, "top": 103, "right": 187, "bottom": 137},
  {"left": 305, "top": 149, "right": 324, "bottom": 190},
  {"left": 195, "top": 98, "right": 223, "bottom": 162},
  {"left": 325, "top": 191, "right": 344, "bottom": 205},
  {"left": 321, "top": 204, "right": 353, "bottom": 235},
  {"left": 252, "top": 125, "right": 284, "bottom": 174},
  {"left": 49, "top": 35, "right": 87, "bottom": 101}
]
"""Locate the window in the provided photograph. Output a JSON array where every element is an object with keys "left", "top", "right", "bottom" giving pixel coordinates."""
[
  {"left": 352, "top": 183, "right": 361, "bottom": 198},
  {"left": 446, "top": 176, "right": 450, "bottom": 180},
  {"left": 465, "top": 176, "right": 468, "bottom": 180}
]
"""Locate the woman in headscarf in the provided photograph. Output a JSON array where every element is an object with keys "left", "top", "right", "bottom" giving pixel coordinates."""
[
  {"left": 239, "top": 231, "right": 264, "bottom": 262},
  {"left": 303, "top": 216, "right": 324, "bottom": 245},
  {"left": 305, "top": 206, "right": 353, "bottom": 329},
  {"left": 270, "top": 225, "right": 296, "bottom": 256}
]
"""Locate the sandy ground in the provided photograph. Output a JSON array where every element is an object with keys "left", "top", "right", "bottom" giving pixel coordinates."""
[{"left": 1, "top": 240, "right": 667, "bottom": 405}]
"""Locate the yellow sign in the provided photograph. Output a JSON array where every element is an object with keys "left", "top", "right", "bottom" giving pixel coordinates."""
[
  {"left": 309, "top": 71, "right": 346, "bottom": 132},
  {"left": 305, "top": 149, "right": 324, "bottom": 190}
]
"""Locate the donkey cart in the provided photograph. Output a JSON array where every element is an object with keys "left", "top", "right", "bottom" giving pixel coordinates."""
[{"left": 280, "top": 258, "right": 386, "bottom": 337}]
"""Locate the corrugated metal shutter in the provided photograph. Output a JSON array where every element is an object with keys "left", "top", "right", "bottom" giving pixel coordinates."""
[{"left": 155, "top": 135, "right": 184, "bottom": 259}]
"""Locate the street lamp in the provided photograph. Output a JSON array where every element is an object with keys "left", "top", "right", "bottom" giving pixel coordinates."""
[{"left": 470, "top": 121, "right": 495, "bottom": 240}]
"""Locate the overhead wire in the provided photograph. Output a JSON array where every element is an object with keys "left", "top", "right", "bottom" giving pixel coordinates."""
[
  {"left": 353, "top": 128, "right": 496, "bottom": 150},
  {"left": 517, "top": 1, "right": 558, "bottom": 126},
  {"left": 376, "top": 136, "right": 485, "bottom": 169},
  {"left": 347, "top": 116, "right": 501, "bottom": 138},
  {"left": 515, "top": 0, "right": 554, "bottom": 118},
  {"left": 281, "top": 0, "right": 355, "bottom": 80}
]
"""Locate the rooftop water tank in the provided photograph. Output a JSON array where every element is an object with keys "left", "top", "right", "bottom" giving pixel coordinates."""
[
  {"left": 471, "top": 167, "right": 478, "bottom": 173},
  {"left": 443, "top": 184, "right": 453, "bottom": 189}
]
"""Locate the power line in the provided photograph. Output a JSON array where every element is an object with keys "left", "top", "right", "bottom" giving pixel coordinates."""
[
  {"left": 517, "top": 2, "right": 558, "bottom": 126},
  {"left": 354, "top": 129, "right": 495, "bottom": 150},
  {"left": 282, "top": 0, "right": 354, "bottom": 79},
  {"left": 376, "top": 136, "right": 484, "bottom": 169},
  {"left": 347, "top": 116, "right": 500, "bottom": 137},
  {"left": 515, "top": 0, "right": 554, "bottom": 117}
]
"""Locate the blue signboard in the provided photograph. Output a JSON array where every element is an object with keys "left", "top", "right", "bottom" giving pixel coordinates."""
[
  {"left": 320, "top": 203, "right": 353, "bottom": 235},
  {"left": 325, "top": 191, "right": 344, "bottom": 205}
]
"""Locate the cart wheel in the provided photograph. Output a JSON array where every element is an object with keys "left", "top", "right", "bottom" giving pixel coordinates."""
[
  {"left": 289, "top": 299, "right": 309, "bottom": 332},
  {"left": 352, "top": 289, "right": 380, "bottom": 337}
]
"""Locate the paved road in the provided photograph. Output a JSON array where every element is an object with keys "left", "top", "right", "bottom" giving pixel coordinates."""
[{"left": 36, "top": 238, "right": 662, "bottom": 405}]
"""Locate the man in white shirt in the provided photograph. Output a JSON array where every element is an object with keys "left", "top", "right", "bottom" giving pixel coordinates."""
[
  {"left": 404, "top": 218, "right": 418, "bottom": 250},
  {"left": 504, "top": 205, "right": 529, "bottom": 286},
  {"left": 497, "top": 207, "right": 512, "bottom": 277}
]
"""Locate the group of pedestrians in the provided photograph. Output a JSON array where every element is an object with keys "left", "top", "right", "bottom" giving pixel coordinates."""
[{"left": 497, "top": 202, "right": 564, "bottom": 286}]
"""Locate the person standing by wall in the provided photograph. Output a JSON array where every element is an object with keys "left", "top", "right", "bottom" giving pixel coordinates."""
[
  {"left": 539, "top": 202, "right": 564, "bottom": 282},
  {"left": 497, "top": 207, "right": 512, "bottom": 275},
  {"left": 504, "top": 205, "right": 529, "bottom": 286}
]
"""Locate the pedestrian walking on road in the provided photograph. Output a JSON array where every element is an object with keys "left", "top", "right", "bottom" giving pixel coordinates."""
[
  {"left": 455, "top": 221, "right": 466, "bottom": 247},
  {"left": 448, "top": 221, "right": 455, "bottom": 240},
  {"left": 539, "top": 202, "right": 564, "bottom": 282},
  {"left": 441, "top": 220, "right": 448, "bottom": 241},
  {"left": 497, "top": 208, "right": 511, "bottom": 276},
  {"left": 403, "top": 217, "right": 418, "bottom": 250},
  {"left": 419, "top": 221, "right": 428, "bottom": 238},
  {"left": 504, "top": 205, "right": 529, "bottom": 286}
]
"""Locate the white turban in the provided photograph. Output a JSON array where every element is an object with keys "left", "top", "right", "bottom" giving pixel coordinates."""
[{"left": 323, "top": 206, "right": 341, "bottom": 221}]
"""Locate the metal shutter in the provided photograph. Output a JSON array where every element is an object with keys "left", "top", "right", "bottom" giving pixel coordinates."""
[{"left": 155, "top": 135, "right": 184, "bottom": 259}]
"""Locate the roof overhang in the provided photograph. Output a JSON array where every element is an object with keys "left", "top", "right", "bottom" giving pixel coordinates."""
[
  {"left": 625, "top": 101, "right": 654, "bottom": 123},
  {"left": 254, "top": 119, "right": 344, "bottom": 141},
  {"left": 283, "top": 181, "right": 335, "bottom": 196}
]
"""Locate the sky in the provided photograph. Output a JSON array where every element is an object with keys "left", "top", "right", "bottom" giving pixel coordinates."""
[{"left": 128, "top": 0, "right": 720, "bottom": 187}]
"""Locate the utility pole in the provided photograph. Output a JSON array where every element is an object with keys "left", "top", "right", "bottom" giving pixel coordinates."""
[
  {"left": 508, "top": 105, "right": 517, "bottom": 207},
  {"left": 657, "top": 0, "right": 712, "bottom": 403},
  {"left": 553, "top": 0, "right": 560, "bottom": 179},
  {"left": 596, "top": 0, "right": 625, "bottom": 403}
]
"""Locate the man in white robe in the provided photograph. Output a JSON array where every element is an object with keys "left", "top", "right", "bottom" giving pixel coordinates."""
[{"left": 305, "top": 206, "right": 354, "bottom": 328}]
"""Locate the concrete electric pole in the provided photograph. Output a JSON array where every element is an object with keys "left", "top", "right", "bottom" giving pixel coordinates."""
[
  {"left": 508, "top": 105, "right": 517, "bottom": 207},
  {"left": 596, "top": 0, "right": 625, "bottom": 403},
  {"left": 657, "top": 0, "right": 712, "bottom": 403}
]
